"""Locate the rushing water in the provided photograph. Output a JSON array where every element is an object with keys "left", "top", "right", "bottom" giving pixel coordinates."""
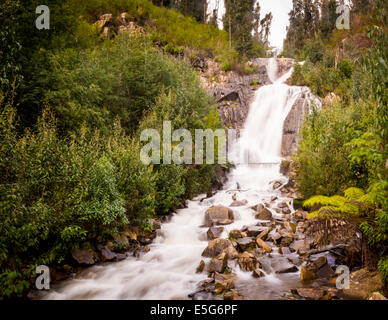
[{"left": 43, "top": 58, "right": 312, "bottom": 300}]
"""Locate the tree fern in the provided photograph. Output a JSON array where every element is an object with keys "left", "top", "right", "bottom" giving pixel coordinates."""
[{"left": 304, "top": 187, "right": 366, "bottom": 219}]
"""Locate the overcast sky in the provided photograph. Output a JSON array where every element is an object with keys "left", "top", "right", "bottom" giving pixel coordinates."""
[
  {"left": 258, "top": 0, "right": 293, "bottom": 48},
  {"left": 207, "top": 0, "right": 294, "bottom": 49}
]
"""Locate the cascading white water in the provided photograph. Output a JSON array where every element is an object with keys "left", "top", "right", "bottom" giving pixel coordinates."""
[{"left": 43, "top": 58, "right": 308, "bottom": 300}]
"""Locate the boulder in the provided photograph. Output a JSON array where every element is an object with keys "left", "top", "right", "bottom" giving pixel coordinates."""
[
  {"left": 217, "top": 219, "right": 234, "bottom": 225},
  {"left": 280, "top": 236, "right": 294, "bottom": 247},
  {"left": 316, "top": 264, "right": 335, "bottom": 279},
  {"left": 296, "top": 288, "right": 326, "bottom": 300},
  {"left": 268, "top": 231, "right": 282, "bottom": 244},
  {"left": 247, "top": 226, "right": 267, "bottom": 237},
  {"left": 202, "top": 238, "right": 233, "bottom": 258},
  {"left": 277, "top": 202, "right": 288, "bottom": 209},
  {"left": 282, "top": 207, "right": 291, "bottom": 214},
  {"left": 207, "top": 227, "right": 224, "bottom": 240},
  {"left": 236, "top": 237, "right": 256, "bottom": 252},
  {"left": 213, "top": 279, "right": 234, "bottom": 295},
  {"left": 369, "top": 292, "right": 388, "bottom": 300},
  {"left": 300, "top": 266, "right": 318, "bottom": 282},
  {"left": 115, "top": 253, "right": 127, "bottom": 261},
  {"left": 290, "top": 240, "right": 311, "bottom": 255},
  {"left": 223, "top": 289, "right": 242, "bottom": 300},
  {"left": 343, "top": 268, "right": 384, "bottom": 300},
  {"left": 207, "top": 252, "right": 228, "bottom": 273},
  {"left": 222, "top": 246, "right": 239, "bottom": 260},
  {"left": 256, "top": 237, "right": 272, "bottom": 253},
  {"left": 229, "top": 229, "right": 245, "bottom": 239},
  {"left": 251, "top": 204, "right": 265, "bottom": 212},
  {"left": 272, "top": 181, "right": 282, "bottom": 189},
  {"left": 279, "top": 247, "right": 292, "bottom": 255},
  {"left": 271, "top": 259, "right": 298, "bottom": 274},
  {"left": 204, "top": 206, "right": 234, "bottom": 227},
  {"left": 252, "top": 269, "right": 265, "bottom": 278},
  {"left": 254, "top": 207, "right": 272, "bottom": 220},
  {"left": 71, "top": 248, "right": 98, "bottom": 265},
  {"left": 237, "top": 252, "right": 258, "bottom": 271},
  {"left": 256, "top": 227, "right": 271, "bottom": 240},
  {"left": 99, "top": 246, "right": 117, "bottom": 262}
]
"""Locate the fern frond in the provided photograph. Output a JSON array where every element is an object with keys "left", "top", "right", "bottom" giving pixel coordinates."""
[
  {"left": 304, "top": 195, "right": 341, "bottom": 208},
  {"left": 344, "top": 187, "right": 365, "bottom": 200},
  {"left": 308, "top": 206, "right": 340, "bottom": 219}
]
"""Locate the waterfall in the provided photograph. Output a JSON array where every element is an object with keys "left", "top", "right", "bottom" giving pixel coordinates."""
[{"left": 42, "top": 59, "right": 310, "bottom": 300}]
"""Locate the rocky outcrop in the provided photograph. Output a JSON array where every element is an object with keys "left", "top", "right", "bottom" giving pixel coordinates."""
[
  {"left": 199, "top": 59, "right": 271, "bottom": 131},
  {"left": 281, "top": 87, "right": 321, "bottom": 158}
]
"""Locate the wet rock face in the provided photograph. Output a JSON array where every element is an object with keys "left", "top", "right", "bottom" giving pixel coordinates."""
[
  {"left": 199, "top": 59, "right": 272, "bottom": 130},
  {"left": 281, "top": 87, "right": 321, "bottom": 158}
]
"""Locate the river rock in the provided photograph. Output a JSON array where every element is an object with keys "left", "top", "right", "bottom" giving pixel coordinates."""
[
  {"left": 316, "top": 264, "right": 335, "bottom": 279},
  {"left": 279, "top": 247, "right": 292, "bottom": 255},
  {"left": 196, "top": 260, "right": 205, "bottom": 273},
  {"left": 204, "top": 206, "right": 234, "bottom": 227},
  {"left": 236, "top": 237, "right": 256, "bottom": 252},
  {"left": 282, "top": 207, "right": 291, "bottom": 214},
  {"left": 202, "top": 238, "right": 233, "bottom": 258},
  {"left": 256, "top": 227, "right": 271, "bottom": 241},
  {"left": 252, "top": 269, "right": 265, "bottom": 278},
  {"left": 222, "top": 246, "right": 239, "bottom": 259},
  {"left": 295, "top": 288, "right": 326, "bottom": 300},
  {"left": 207, "top": 252, "right": 228, "bottom": 273},
  {"left": 256, "top": 237, "right": 272, "bottom": 253},
  {"left": 229, "top": 229, "right": 245, "bottom": 239},
  {"left": 369, "top": 292, "right": 388, "bottom": 300},
  {"left": 251, "top": 204, "right": 265, "bottom": 211},
  {"left": 237, "top": 252, "right": 258, "bottom": 271},
  {"left": 207, "top": 227, "right": 224, "bottom": 240},
  {"left": 213, "top": 279, "right": 234, "bottom": 295},
  {"left": 300, "top": 265, "right": 318, "bottom": 282},
  {"left": 99, "top": 246, "right": 117, "bottom": 262},
  {"left": 254, "top": 207, "right": 272, "bottom": 220},
  {"left": 247, "top": 226, "right": 267, "bottom": 237},
  {"left": 230, "top": 200, "right": 248, "bottom": 207},
  {"left": 290, "top": 240, "right": 311, "bottom": 255},
  {"left": 342, "top": 268, "right": 384, "bottom": 299},
  {"left": 271, "top": 259, "right": 298, "bottom": 274},
  {"left": 268, "top": 230, "right": 282, "bottom": 244},
  {"left": 272, "top": 181, "right": 282, "bottom": 189},
  {"left": 71, "top": 248, "right": 99, "bottom": 265},
  {"left": 224, "top": 289, "right": 242, "bottom": 300}
]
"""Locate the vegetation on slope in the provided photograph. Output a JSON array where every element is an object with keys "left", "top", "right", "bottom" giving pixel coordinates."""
[
  {"left": 0, "top": 0, "right": 228, "bottom": 297},
  {"left": 284, "top": 0, "right": 388, "bottom": 285}
]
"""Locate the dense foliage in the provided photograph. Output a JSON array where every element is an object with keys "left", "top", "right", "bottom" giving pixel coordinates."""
[
  {"left": 287, "top": 0, "right": 388, "bottom": 284},
  {"left": 0, "top": 0, "right": 227, "bottom": 297}
]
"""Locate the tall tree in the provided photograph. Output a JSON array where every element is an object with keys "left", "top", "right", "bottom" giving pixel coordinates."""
[{"left": 223, "top": 0, "right": 256, "bottom": 56}]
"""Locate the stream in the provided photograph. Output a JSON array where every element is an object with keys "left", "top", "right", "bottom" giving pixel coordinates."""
[{"left": 43, "top": 58, "right": 315, "bottom": 300}]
